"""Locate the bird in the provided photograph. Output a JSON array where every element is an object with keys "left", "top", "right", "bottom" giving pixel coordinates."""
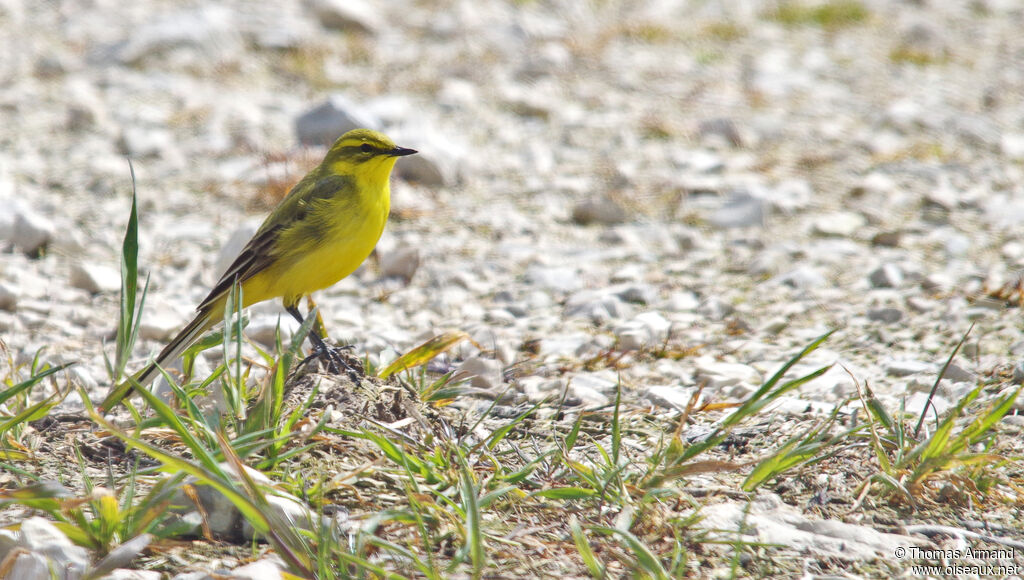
[{"left": 100, "top": 128, "right": 417, "bottom": 411}]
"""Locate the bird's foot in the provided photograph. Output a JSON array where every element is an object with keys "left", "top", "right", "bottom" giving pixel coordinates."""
[{"left": 298, "top": 343, "right": 361, "bottom": 383}]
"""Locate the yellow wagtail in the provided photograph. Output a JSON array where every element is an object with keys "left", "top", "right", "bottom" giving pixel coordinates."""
[{"left": 101, "top": 128, "right": 416, "bottom": 410}]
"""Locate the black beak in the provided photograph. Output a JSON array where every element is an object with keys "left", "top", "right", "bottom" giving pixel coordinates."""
[{"left": 390, "top": 146, "right": 418, "bottom": 157}]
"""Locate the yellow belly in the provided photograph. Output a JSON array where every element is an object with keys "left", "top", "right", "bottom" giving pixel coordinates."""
[{"left": 241, "top": 185, "right": 390, "bottom": 308}]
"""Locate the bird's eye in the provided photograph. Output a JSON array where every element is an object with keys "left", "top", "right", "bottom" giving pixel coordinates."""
[{"left": 360, "top": 143, "right": 373, "bottom": 153}]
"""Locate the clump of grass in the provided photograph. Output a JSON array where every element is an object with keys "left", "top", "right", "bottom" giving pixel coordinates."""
[
  {"left": 768, "top": 0, "right": 870, "bottom": 29},
  {"left": 701, "top": 20, "right": 747, "bottom": 42},
  {"left": 853, "top": 329, "right": 1020, "bottom": 507}
]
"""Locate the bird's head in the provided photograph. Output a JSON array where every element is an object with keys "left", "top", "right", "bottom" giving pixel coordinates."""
[{"left": 323, "top": 129, "right": 417, "bottom": 181}]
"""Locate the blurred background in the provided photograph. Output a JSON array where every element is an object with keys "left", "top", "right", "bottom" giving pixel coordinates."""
[{"left": 3, "top": 0, "right": 1024, "bottom": 408}]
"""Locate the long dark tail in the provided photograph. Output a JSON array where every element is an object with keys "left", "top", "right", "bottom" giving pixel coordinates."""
[{"left": 99, "top": 311, "right": 216, "bottom": 411}]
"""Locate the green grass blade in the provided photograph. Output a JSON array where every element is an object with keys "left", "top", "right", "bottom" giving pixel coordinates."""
[
  {"left": 570, "top": 518, "right": 606, "bottom": 579},
  {"left": 378, "top": 331, "right": 468, "bottom": 379}
]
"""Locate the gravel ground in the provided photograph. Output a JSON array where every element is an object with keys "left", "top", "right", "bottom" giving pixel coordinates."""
[{"left": 3, "top": 0, "right": 1024, "bottom": 576}]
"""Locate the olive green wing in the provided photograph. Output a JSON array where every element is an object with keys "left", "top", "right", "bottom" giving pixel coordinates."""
[{"left": 195, "top": 174, "right": 352, "bottom": 311}]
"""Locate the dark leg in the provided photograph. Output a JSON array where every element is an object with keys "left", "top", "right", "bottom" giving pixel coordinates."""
[{"left": 285, "top": 305, "right": 360, "bottom": 381}]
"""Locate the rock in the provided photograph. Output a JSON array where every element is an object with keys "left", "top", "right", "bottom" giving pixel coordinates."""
[
  {"left": 245, "top": 314, "right": 299, "bottom": 349},
  {"left": 694, "top": 357, "right": 761, "bottom": 391},
  {"left": 1, "top": 198, "right": 54, "bottom": 255},
  {"left": 940, "top": 363, "right": 975, "bottom": 383},
  {"left": 69, "top": 262, "right": 121, "bottom": 294},
  {"left": 378, "top": 246, "right": 420, "bottom": 283},
  {"left": 904, "top": 391, "right": 951, "bottom": 416},
  {"left": 869, "top": 263, "right": 904, "bottom": 288},
  {"left": 215, "top": 219, "right": 260, "bottom": 277},
  {"left": 613, "top": 283, "right": 656, "bottom": 305},
  {"left": 614, "top": 311, "right": 671, "bottom": 350},
  {"left": 537, "top": 333, "right": 593, "bottom": 359},
  {"left": 870, "top": 231, "right": 901, "bottom": 247},
  {"left": 230, "top": 557, "right": 286, "bottom": 580},
  {"left": 171, "top": 465, "right": 324, "bottom": 542},
  {"left": 525, "top": 265, "right": 583, "bottom": 293},
  {"left": 697, "top": 494, "right": 920, "bottom": 559},
  {"left": 119, "top": 126, "right": 176, "bottom": 159},
  {"left": 883, "top": 358, "right": 933, "bottom": 377},
  {"left": 708, "top": 191, "right": 766, "bottom": 229},
  {"left": 139, "top": 309, "right": 186, "bottom": 342},
  {"left": 566, "top": 372, "right": 618, "bottom": 407},
  {"left": 867, "top": 307, "right": 903, "bottom": 323},
  {"left": 572, "top": 195, "right": 627, "bottom": 225},
  {"left": 665, "top": 291, "right": 699, "bottom": 312},
  {"left": 455, "top": 356, "right": 504, "bottom": 390},
  {"left": 308, "top": 0, "right": 382, "bottom": 34},
  {"left": 645, "top": 385, "right": 695, "bottom": 410},
  {"left": 811, "top": 212, "right": 866, "bottom": 237},
  {"left": 892, "top": 21, "right": 949, "bottom": 65},
  {"left": 771, "top": 266, "right": 827, "bottom": 289},
  {"left": 698, "top": 297, "right": 734, "bottom": 321},
  {"left": 239, "top": 493, "right": 321, "bottom": 541},
  {"left": 295, "top": 95, "right": 377, "bottom": 147},
  {"left": 7, "top": 551, "right": 50, "bottom": 580},
  {"left": 395, "top": 151, "right": 451, "bottom": 187},
  {"left": 697, "top": 117, "right": 743, "bottom": 147},
  {"left": 0, "top": 281, "right": 17, "bottom": 311},
  {"left": 102, "top": 570, "right": 162, "bottom": 580},
  {"left": 1001, "top": 133, "right": 1024, "bottom": 160},
  {"left": 116, "top": 5, "right": 242, "bottom": 65},
  {"left": 19, "top": 517, "right": 89, "bottom": 578}
]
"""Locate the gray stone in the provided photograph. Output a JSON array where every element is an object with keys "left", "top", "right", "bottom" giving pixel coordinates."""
[
  {"left": 7, "top": 551, "right": 50, "bottom": 580},
  {"left": 20, "top": 517, "right": 89, "bottom": 578},
  {"left": 567, "top": 382, "right": 611, "bottom": 408},
  {"left": 295, "top": 95, "right": 377, "bottom": 147},
  {"left": 939, "top": 363, "right": 975, "bottom": 383},
  {"left": 119, "top": 127, "right": 175, "bottom": 159},
  {"left": 378, "top": 246, "right": 420, "bottom": 283},
  {"left": 812, "top": 212, "right": 866, "bottom": 237},
  {"left": 698, "top": 297, "right": 734, "bottom": 320},
  {"left": 69, "top": 262, "right": 121, "bottom": 294},
  {"left": 116, "top": 6, "right": 242, "bottom": 65},
  {"left": 139, "top": 309, "right": 186, "bottom": 342},
  {"left": 869, "top": 263, "right": 904, "bottom": 288},
  {"left": 525, "top": 265, "right": 583, "bottom": 293},
  {"left": 395, "top": 151, "right": 451, "bottom": 187},
  {"left": 101, "top": 569, "right": 162, "bottom": 580},
  {"left": 867, "top": 307, "right": 903, "bottom": 323},
  {"left": 665, "top": 291, "right": 699, "bottom": 312},
  {"left": 614, "top": 311, "right": 671, "bottom": 350},
  {"left": 694, "top": 358, "right": 761, "bottom": 390},
  {"left": 230, "top": 557, "right": 285, "bottom": 580},
  {"left": 697, "top": 494, "right": 920, "bottom": 560},
  {"left": 884, "top": 358, "right": 933, "bottom": 377},
  {"left": 1, "top": 198, "right": 54, "bottom": 255},
  {"left": 572, "top": 195, "right": 627, "bottom": 225},
  {"left": 455, "top": 356, "right": 504, "bottom": 390},
  {"left": 240, "top": 493, "right": 321, "bottom": 541},
  {"left": 0, "top": 281, "right": 17, "bottom": 311},
  {"left": 215, "top": 220, "right": 260, "bottom": 278},
  {"left": 245, "top": 314, "right": 299, "bottom": 349},
  {"left": 1001, "top": 133, "right": 1024, "bottom": 160},
  {"left": 645, "top": 385, "right": 695, "bottom": 410},
  {"left": 613, "top": 283, "right": 656, "bottom": 305},
  {"left": 309, "top": 0, "right": 382, "bottom": 34},
  {"left": 904, "top": 391, "right": 951, "bottom": 417},
  {"left": 697, "top": 118, "right": 742, "bottom": 147},
  {"left": 708, "top": 191, "right": 766, "bottom": 229},
  {"left": 771, "top": 266, "right": 827, "bottom": 289}
]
